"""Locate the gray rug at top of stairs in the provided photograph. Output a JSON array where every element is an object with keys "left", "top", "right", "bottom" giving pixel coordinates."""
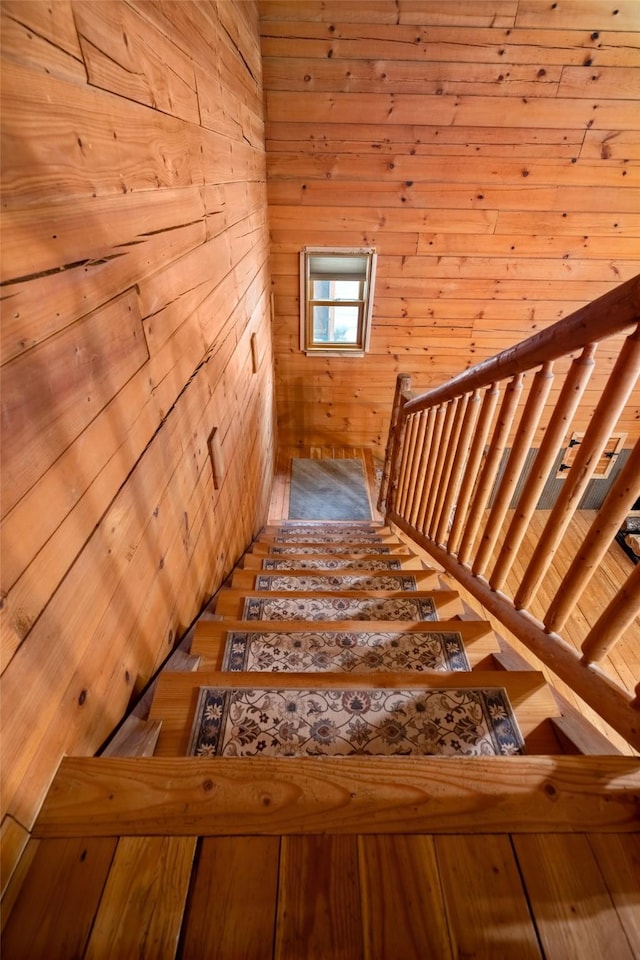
[{"left": 289, "top": 459, "right": 372, "bottom": 521}]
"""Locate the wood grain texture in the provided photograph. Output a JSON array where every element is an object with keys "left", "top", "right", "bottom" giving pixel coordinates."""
[
  {"left": 191, "top": 616, "right": 500, "bottom": 670},
  {"left": 213, "top": 587, "right": 464, "bottom": 621},
  {"left": 84, "top": 836, "right": 196, "bottom": 960},
  {"left": 1, "top": 837, "right": 117, "bottom": 960},
  {"left": 149, "top": 666, "right": 557, "bottom": 757},
  {"left": 0, "top": 0, "right": 275, "bottom": 847},
  {"left": 33, "top": 756, "right": 640, "bottom": 837},
  {"left": 73, "top": 0, "right": 200, "bottom": 124},
  {"left": 261, "top": 4, "right": 640, "bottom": 451},
  {"left": 513, "top": 833, "right": 637, "bottom": 960},
  {"left": 0, "top": 815, "right": 30, "bottom": 899},
  {"left": 588, "top": 832, "right": 640, "bottom": 954},
  {"left": 276, "top": 835, "right": 364, "bottom": 960},
  {"left": 359, "top": 834, "right": 452, "bottom": 959},
  {"left": 435, "top": 833, "right": 542, "bottom": 958},
  {"left": 181, "top": 836, "right": 280, "bottom": 960}
]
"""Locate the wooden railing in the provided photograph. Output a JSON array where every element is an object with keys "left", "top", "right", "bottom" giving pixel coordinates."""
[{"left": 379, "top": 275, "right": 640, "bottom": 750}]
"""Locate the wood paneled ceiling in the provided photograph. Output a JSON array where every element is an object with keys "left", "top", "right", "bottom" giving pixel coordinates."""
[{"left": 260, "top": 0, "right": 640, "bottom": 452}]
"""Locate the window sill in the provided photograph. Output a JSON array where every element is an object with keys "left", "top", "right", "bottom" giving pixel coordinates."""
[{"left": 304, "top": 348, "right": 366, "bottom": 358}]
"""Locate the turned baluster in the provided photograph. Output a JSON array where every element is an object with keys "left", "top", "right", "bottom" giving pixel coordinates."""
[
  {"left": 423, "top": 398, "right": 459, "bottom": 536},
  {"left": 396, "top": 412, "right": 420, "bottom": 517},
  {"left": 401, "top": 411, "right": 428, "bottom": 522},
  {"left": 545, "top": 437, "right": 640, "bottom": 632},
  {"left": 581, "top": 562, "right": 640, "bottom": 664},
  {"left": 474, "top": 363, "right": 553, "bottom": 578},
  {"left": 490, "top": 344, "right": 597, "bottom": 592},
  {"left": 436, "top": 390, "right": 481, "bottom": 546},
  {"left": 458, "top": 374, "right": 524, "bottom": 567},
  {"left": 449, "top": 384, "right": 500, "bottom": 555},
  {"left": 411, "top": 407, "right": 437, "bottom": 530},
  {"left": 408, "top": 410, "right": 433, "bottom": 528},
  {"left": 515, "top": 325, "right": 640, "bottom": 610},
  {"left": 429, "top": 395, "right": 468, "bottom": 540},
  {"left": 416, "top": 404, "right": 446, "bottom": 533}
]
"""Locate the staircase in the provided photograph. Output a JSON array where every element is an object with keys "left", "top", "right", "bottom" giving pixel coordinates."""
[
  {"left": 156, "top": 521, "right": 562, "bottom": 762},
  {"left": 3, "top": 522, "right": 638, "bottom": 959}
]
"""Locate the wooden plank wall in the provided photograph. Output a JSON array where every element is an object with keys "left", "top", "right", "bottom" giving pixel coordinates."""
[
  {"left": 0, "top": 0, "right": 274, "bottom": 870},
  {"left": 260, "top": 0, "right": 640, "bottom": 453}
]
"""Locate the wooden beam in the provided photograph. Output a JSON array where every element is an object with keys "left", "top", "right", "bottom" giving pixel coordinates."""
[{"left": 34, "top": 756, "right": 640, "bottom": 837}]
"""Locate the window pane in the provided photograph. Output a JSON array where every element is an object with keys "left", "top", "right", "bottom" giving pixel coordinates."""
[
  {"left": 309, "top": 254, "right": 368, "bottom": 278},
  {"left": 311, "top": 279, "right": 361, "bottom": 301},
  {"left": 312, "top": 305, "right": 360, "bottom": 344},
  {"left": 301, "top": 247, "right": 376, "bottom": 355}
]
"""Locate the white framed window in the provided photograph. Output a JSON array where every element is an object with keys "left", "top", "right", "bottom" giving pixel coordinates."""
[{"left": 300, "top": 247, "right": 377, "bottom": 356}]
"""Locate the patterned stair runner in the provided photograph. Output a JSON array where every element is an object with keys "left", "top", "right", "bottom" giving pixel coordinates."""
[
  {"left": 219, "top": 626, "right": 472, "bottom": 673},
  {"left": 235, "top": 572, "right": 430, "bottom": 591},
  {"left": 176, "top": 521, "right": 551, "bottom": 760},
  {"left": 187, "top": 683, "right": 524, "bottom": 758}
]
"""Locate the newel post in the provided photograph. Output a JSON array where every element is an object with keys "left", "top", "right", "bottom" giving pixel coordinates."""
[{"left": 378, "top": 373, "right": 412, "bottom": 516}]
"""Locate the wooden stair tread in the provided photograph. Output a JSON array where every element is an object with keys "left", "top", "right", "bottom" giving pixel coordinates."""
[
  {"left": 214, "top": 588, "right": 463, "bottom": 621},
  {"left": 191, "top": 618, "right": 501, "bottom": 669},
  {"left": 242, "top": 553, "right": 429, "bottom": 573},
  {"left": 231, "top": 569, "right": 440, "bottom": 590},
  {"left": 33, "top": 755, "right": 640, "bottom": 837},
  {"left": 243, "top": 552, "right": 426, "bottom": 569},
  {"left": 251, "top": 541, "right": 413, "bottom": 555},
  {"left": 148, "top": 669, "right": 559, "bottom": 756},
  {"left": 256, "top": 534, "right": 404, "bottom": 545},
  {"left": 151, "top": 667, "right": 552, "bottom": 691}
]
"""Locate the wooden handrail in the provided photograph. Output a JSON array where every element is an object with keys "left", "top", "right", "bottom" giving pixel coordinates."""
[{"left": 381, "top": 275, "right": 640, "bottom": 749}]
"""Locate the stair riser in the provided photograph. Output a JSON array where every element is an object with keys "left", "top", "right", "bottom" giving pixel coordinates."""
[{"left": 148, "top": 670, "right": 557, "bottom": 758}]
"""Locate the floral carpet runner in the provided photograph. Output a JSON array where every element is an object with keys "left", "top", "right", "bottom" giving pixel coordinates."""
[
  {"left": 221, "top": 629, "right": 471, "bottom": 673},
  {"left": 243, "top": 595, "right": 438, "bottom": 621},
  {"left": 254, "top": 574, "right": 418, "bottom": 592},
  {"left": 261, "top": 557, "right": 403, "bottom": 570},
  {"left": 188, "top": 686, "right": 524, "bottom": 758},
  {"left": 273, "top": 534, "right": 383, "bottom": 543},
  {"left": 268, "top": 545, "right": 393, "bottom": 556},
  {"left": 275, "top": 525, "right": 378, "bottom": 536}
]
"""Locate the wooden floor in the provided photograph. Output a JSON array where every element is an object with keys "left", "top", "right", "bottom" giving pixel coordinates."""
[
  {"left": 6, "top": 827, "right": 638, "bottom": 960},
  {"left": 269, "top": 447, "right": 639, "bottom": 755}
]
